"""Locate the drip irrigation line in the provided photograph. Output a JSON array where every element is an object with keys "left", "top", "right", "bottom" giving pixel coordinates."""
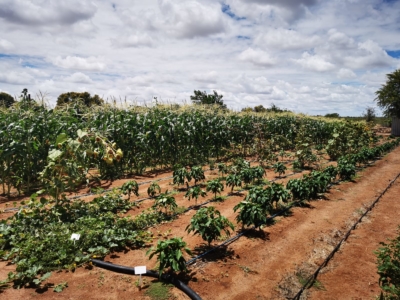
[
  {"left": 292, "top": 172, "right": 400, "bottom": 300},
  {"left": 91, "top": 259, "right": 202, "bottom": 300},
  {"left": 186, "top": 203, "right": 295, "bottom": 266}
]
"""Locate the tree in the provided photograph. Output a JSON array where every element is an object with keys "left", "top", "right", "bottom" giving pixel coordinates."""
[
  {"left": 375, "top": 69, "right": 400, "bottom": 118},
  {"left": 325, "top": 113, "right": 340, "bottom": 118},
  {"left": 0, "top": 92, "right": 15, "bottom": 108},
  {"left": 190, "top": 90, "right": 227, "bottom": 109},
  {"left": 363, "top": 106, "right": 376, "bottom": 123},
  {"left": 56, "top": 92, "right": 104, "bottom": 108}
]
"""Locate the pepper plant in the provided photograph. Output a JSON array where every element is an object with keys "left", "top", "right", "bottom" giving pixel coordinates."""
[
  {"left": 147, "top": 181, "right": 161, "bottom": 198},
  {"left": 146, "top": 238, "right": 192, "bottom": 278},
  {"left": 152, "top": 193, "right": 177, "bottom": 215},
  {"left": 185, "top": 186, "right": 207, "bottom": 205},
  {"left": 121, "top": 180, "right": 139, "bottom": 199},
  {"left": 186, "top": 206, "right": 234, "bottom": 246},
  {"left": 206, "top": 179, "right": 224, "bottom": 200}
]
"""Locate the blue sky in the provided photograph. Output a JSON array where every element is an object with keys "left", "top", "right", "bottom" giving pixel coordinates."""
[{"left": 0, "top": 0, "right": 399, "bottom": 116}]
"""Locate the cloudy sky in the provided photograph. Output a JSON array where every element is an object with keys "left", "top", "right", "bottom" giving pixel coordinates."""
[{"left": 0, "top": 0, "right": 399, "bottom": 115}]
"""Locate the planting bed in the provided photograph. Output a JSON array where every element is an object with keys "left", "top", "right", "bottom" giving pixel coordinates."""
[{"left": 1, "top": 141, "right": 400, "bottom": 299}]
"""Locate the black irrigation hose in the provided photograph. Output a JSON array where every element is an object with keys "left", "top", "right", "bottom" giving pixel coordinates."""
[
  {"left": 292, "top": 172, "right": 400, "bottom": 300},
  {"left": 91, "top": 259, "right": 202, "bottom": 300}
]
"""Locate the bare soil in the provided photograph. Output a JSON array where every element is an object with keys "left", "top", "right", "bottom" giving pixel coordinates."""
[{"left": 1, "top": 144, "right": 400, "bottom": 300}]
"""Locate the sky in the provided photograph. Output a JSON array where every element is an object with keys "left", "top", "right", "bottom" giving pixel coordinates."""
[{"left": 0, "top": 0, "right": 400, "bottom": 116}]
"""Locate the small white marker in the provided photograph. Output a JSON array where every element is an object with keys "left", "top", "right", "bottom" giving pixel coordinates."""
[
  {"left": 70, "top": 233, "right": 81, "bottom": 245},
  {"left": 134, "top": 266, "right": 147, "bottom": 288}
]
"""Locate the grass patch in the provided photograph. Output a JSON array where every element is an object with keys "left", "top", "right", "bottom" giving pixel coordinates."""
[{"left": 145, "top": 281, "right": 173, "bottom": 300}]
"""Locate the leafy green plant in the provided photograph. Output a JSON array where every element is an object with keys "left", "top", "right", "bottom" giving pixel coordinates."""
[
  {"left": 147, "top": 181, "right": 161, "bottom": 198},
  {"left": 233, "top": 201, "right": 267, "bottom": 230},
  {"left": 252, "top": 166, "right": 266, "bottom": 184},
  {"left": 265, "top": 182, "right": 291, "bottom": 208},
  {"left": 153, "top": 194, "right": 177, "bottom": 214},
  {"left": 245, "top": 186, "right": 273, "bottom": 213},
  {"left": 240, "top": 168, "right": 255, "bottom": 188},
  {"left": 186, "top": 206, "right": 234, "bottom": 246},
  {"left": 189, "top": 166, "right": 205, "bottom": 186},
  {"left": 375, "top": 228, "right": 400, "bottom": 298},
  {"left": 185, "top": 186, "right": 207, "bottom": 205},
  {"left": 273, "top": 162, "right": 287, "bottom": 178},
  {"left": 173, "top": 167, "right": 191, "bottom": 188},
  {"left": 226, "top": 173, "right": 242, "bottom": 193},
  {"left": 337, "top": 157, "right": 356, "bottom": 180},
  {"left": 121, "top": 180, "right": 139, "bottom": 199},
  {"left": 146, "top": 238, "right": 192, "bottom": 277},
  {"left": 206, "top": 179, "right": 224, "bottom": 200},
  {"left": 0, "top": 192, "right": 151, "bottom": 288}
]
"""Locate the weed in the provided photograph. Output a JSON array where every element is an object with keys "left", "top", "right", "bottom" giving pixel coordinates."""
[{"left": 145, "top": 281, "right": 173, "bottom": 300}]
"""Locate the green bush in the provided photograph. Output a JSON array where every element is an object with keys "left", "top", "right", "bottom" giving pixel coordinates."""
[{"left": 375, "top": 228, "right": 400, "bottom": 298}]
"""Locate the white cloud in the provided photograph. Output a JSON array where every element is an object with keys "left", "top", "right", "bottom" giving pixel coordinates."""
[
  {"left": 65, "top": 72, "right": 93, "bottom": 84},
  {"left": 254, "top": 28, "right": 320, "bottom": 50},
  {"left": 50, "top": 56, "right": 105, "bottom": 71},
  {"left": 0, "top": 38, "right": 14, "bottom": 51},
  {"left": 111, "top": 33, "right": 155, "bottom": 48},
  {"left": 157, "top": 0, "right": 226, "bottom": 39},
  {"left": 0, "top": 0, "right": 97, "bottom": 26},
  {"left": 0, "top": 71, "right": 34, "bottom": 85},
  {"left": 238, "top": 48, "right": 277, "bottom": 66},
  {"left": 192, "top": 71, "right": 218, "bottom": 83},
  {"left": 0, "top": 0, "right": 399, "bottom": 116},
  {"left": 337, "top": 68, "right": 356, "bottom": 79},
  {"left": 294, "top": 52, "right": 335, "bottom": 72}
]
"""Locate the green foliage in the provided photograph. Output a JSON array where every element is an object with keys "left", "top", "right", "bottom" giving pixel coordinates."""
[
  {"left": 145, "top": 281, "right": 172, "bottom": 300},
  {"left": 173, "top": 167, "right": 191, "bottom": 187},
  {"left": 363, "top": 107, "right": 376, "bottom": 123},
  {"left": 190, "top": 90, "right": 226, "bottom": 109},
  {"left": 121, "top": 180, "right": 139, "bottom": 199},
  {"left": 245, "top": 186, "right": 273, "bottom": 213},
  {"left": 148, "top": 181, "right": 161, "bottom": 198},
  {"left": 273, "top": 162, "right": 287, "bottom": 178},
  {"left": 185, "top": 186, "right": 207, "bottom": 205},
  {"left": 189, "top": 166, "right": 205, "bottom": 186},
  {"left": 153, "top": 194, "right": 177, "bottom": 214},
  {"left": 375, "top": 228, "right": 400, "bottom": 298},
  {"left": 226, "top": 173, "right": 242, "bottom": 193},
  {"left": 375, "top": 69, "right": 400, "bottom": 118},
  {"left": 146, "top": 238, "right": 191, "bottom": 277},
  {"left": 325, "top": 113, "right": 340, "bottom": 118},
  {"left": 265, "top": 182, "right": 291, "bottom": 207},
  {"left": 0, "top": 92, "right": 15, "bottom": 108},
  {"left": 240, "top": 167, "right": 255, "bottom": 187},
  {"left": 0, "top": 192, "right": 151, "bottom": 288},
  {"left": 337, "top": 157, "right": 356, "bottom": 180},
  {"left": 186, "top": 206, "right": 234, "bottom": 245},
  {"left": 233, "top": 201, "right": 267, "bottom": 229},
  {"left": 56, "top": 92, "right": 104, "bottom": 108},
  {"left": 206, "top": 179, "right": 224, "bottom": 200}
]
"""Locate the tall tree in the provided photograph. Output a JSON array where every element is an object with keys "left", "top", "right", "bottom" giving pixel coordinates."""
[
  {"left": 0, "top": 92, "right": 15, "bottom": 108},
  {"left": 190, "top": 90, "right": 226, "bottom": 109},
  {"left": 375, "top": 69, "right": 400, "bottom": 118},
  {"left": 56, "top": 92, "right": 104, "bottom": 108}
]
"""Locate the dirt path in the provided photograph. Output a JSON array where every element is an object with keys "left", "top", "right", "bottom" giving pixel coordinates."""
[
  {"left": 1, "top": 146, "right": 400, "bottom": 300},
  {"left": 307, "top": 177, "right": 400, "bottom": 299}
]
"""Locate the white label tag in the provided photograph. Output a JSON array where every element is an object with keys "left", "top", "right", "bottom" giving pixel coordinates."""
[
  {"left": 134, "top": 266, "right": 147, "bottom": 275},
  {"left": 71, "top": 233, "right": 81, "bottom": 241}
]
